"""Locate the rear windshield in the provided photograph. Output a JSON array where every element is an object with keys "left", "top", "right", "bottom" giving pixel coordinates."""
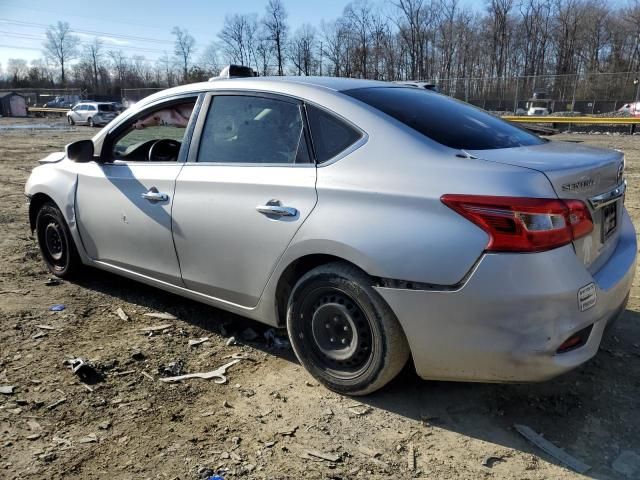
[
  {"left": 344, "top": 87, "right": 544, "bottom": 150},
  {"left": 98, "top": 104, "right": 116, "bottom": 112}
]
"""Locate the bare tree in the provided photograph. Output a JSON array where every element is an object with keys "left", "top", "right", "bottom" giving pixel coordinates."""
[
  {"left": 200, "top": 43, "right": 221, "bottom": 76},
  {"left": 290, "top": 24, "right": 317, "bottom": 75},
  {"left": 108, "top": 49, "right": 129, "bottom": 86},
  {"left": 263, "top": 0, "right": 288, "bottom": 75},
  {"left": 172, "top": 27, "right": 196, "bottom": 83},
  {"left": 7, "top": 58, "right": 28, "bottom": 84},
  {"left": 42, "top": 21, "right": 79, "bottom": 84},
  {"left": 219, "top": 14, "right": 258, "bottom": 68},
  {"left": 82, "top": 38, "right": 104, "bottom": 91}
]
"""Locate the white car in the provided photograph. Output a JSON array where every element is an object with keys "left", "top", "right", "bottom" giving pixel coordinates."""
[{"left": 67, "top": 102, "right": 118, "bottom": 127}]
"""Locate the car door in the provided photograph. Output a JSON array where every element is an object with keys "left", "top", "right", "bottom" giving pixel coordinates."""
[
  {"left": 172, "top": 92, "right": 317, "bottom": 307},
  {"left": 74, "top": 94, "right": 200, "bottom": 284},
  {"left": 70, "top": 105, "right": 85, "bottom": 123},
  {"left": 85, "top": 105, "right": 97, "bottom": 123},
  {"left": 68, "top": 105, "right": 80, "bottom": 122}
]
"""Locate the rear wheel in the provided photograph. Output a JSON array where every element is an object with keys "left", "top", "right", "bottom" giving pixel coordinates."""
[
  {"left": 35, "top": 202, "right": 82, "bottom": 278},
  {"left": 88, "top": 117, "right": 94, "bottom": 127},
  {"left": 286, "top": 262, "right": 409, "bottom": 395}
]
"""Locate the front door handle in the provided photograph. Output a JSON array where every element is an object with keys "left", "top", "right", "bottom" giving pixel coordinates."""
[
  {"left": 141, "top": 187, "right": 169, "bottom": 202},
  {"left": 256, "top": 200, "right": 298, "bottom": 217}
]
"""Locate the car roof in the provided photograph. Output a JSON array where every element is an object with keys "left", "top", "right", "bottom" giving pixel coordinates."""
[{"left": 135, "top": 76, "right": 398, "bottom": 109}]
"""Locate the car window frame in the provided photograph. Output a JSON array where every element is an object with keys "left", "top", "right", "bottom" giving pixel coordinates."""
[
  {"left": 100, "top": 93, "right": 204, "bottom": 165},
  {"left": 302, "top": 102, "right": 366, "bottom": 167},
  {"left": 188, "top": 90, "right": 315, "bottom": 168}
]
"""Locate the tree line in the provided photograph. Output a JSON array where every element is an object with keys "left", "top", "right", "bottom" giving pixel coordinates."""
[{"left": 1, "top": 0, "right": 640, "bottom": 99}]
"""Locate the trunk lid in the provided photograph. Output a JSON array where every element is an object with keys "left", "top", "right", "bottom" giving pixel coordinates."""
[{"left": 468, "top": 140, "right": 625, "bottom": 271}]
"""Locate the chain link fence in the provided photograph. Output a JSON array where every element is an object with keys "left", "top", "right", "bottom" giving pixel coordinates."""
[
  {"left": 428, "top": 72, "right": 640, "bottom": 114},
  {"left": 0, "top": 88, "right": 86, "bottom": 107}
]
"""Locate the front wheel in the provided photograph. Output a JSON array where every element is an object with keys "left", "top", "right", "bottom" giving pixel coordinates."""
[
  {"left": 286, "top": 262, "right": 410, "bottom": 395},
  {"left": 67, "top": 116, "right": 75, "bottom": 125},
  {"left": 35, "top": 202, "right": 82, "bottom": 278}
]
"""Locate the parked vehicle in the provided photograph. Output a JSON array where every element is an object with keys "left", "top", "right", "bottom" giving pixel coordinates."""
[
  {"left": 25, "top": 73, "right": 636, "bottom": 395},
  {"left": 43, "top": 95, "right": 80, "bottom": 109},
  {"left": 618, "top": 102, "right": 640, "bottom": 116},
  {"left": 66, "top": 102, "right": 119, "bottom": 127}
]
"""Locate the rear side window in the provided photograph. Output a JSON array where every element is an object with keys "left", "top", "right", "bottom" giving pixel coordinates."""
[
  {"left": 344, "top": 87, "right": 544, "bottom": 150},
  {"left": 306, "top": 105, "right": 361, "bottom": 163},
  {"left": 98, "top": 104, "right": 115, "bottom": 112},
  {"left": 198, "top": 95, "right": 310, "bottom": 164}
]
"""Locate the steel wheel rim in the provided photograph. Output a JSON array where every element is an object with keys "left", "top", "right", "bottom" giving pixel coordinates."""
[
  {"left": 39, "top": 214, "right": 67, "bottom": 269},
  {"left": 300, "top": 287, "right": 373, "bottom": 378}
]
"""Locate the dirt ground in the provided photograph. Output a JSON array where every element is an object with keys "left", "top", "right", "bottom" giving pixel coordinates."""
[{"left": 1, "top": 117, "right": 640, "bottom": 480}]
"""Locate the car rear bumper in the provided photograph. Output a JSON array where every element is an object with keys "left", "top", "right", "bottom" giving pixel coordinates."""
[{"left": 375, "top": 209, "right": 636, "bottom": 382}]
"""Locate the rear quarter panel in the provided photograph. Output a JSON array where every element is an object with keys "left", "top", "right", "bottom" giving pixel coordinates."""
[{"left": 280, "top": 115, "right": 560, "bottom": 286}]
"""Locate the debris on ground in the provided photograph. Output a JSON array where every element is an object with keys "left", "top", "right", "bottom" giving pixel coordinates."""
[
  {"left": 277, "top": 426, "right": 298, "bottom": 437},
  {"left": 0, "top": 385, "right": 15, "bottom": 395},
  {"left": 223, "top": 400, "right": 233, "bottom": 408},
  {"left": 482, "top": 455, "right": 503, "bottom": 468},
  {"left": 45, "top": 398, "right": 66, "bottom": 410},
  {"left": 44, "top": 278, "right": 61, "bottom": 286},
  {"left": 64, "top": 358, "right": 104, "bottom": 384},
  {"left": 115, "top": 307, "right": 129, "bottom": 321},
  {"left": 514, "top": 424, "right": 590, "bottom": 474},
  {"left": 130, "top": 350, "right": 145, "bottom": 361},
  {"left": 225, "top": 336, "right": 237, "bottom": 346},
  {"left": 303, "top": 449, "right": 342, "bottom": 462},
  {"left": 407, "top": 442, "right": 416, "bottom": 471},
  {"left": 159, "top": 359, "right": 241, "bottom": 384},
  {"left": 189, "top": 337, "right": 210, "bottom": 347},
  {"left": 49, "top": 304, "right": 65, "bottom": 311},
  {"left": 347, "top": 404, "right": 372, "bottom": 416},
  {"left": 35, "top": 324, "right": 55, "bottom": 330},
  {"left": 32, "top": 331, "right": 47, "bottom": 339},
  {"left": 140, "top": 324, "right": 173, "bottom": 333},
  {"left": 98, "top": 421, "right": 111, "bottom": 430},
  {"left": 143, "top": 312, "right": 177, "bottom": 320},
  {"left": 78, "top": 433, "right": 98, "bottom": 444},
  {"left": 264, "top": 328, "right": 291, "bottom": 349},
  {"left": 158, "top": 361, "right": 184, "bottom": 377}
]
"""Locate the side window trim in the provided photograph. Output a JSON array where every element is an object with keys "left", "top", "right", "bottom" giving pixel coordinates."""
[
  {"left": 303, "top": 102, "right": 367, "bottom": 166},
  {"left": 188, "top": 91, "right": 314, "bottom": 167},
  {"left": 100, "top": 93, "right": 204, "bottom": 164}
]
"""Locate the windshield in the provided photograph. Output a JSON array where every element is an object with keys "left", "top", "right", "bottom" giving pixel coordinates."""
[{"left": 344, "top": 87, "right": 545, "bottom": 150}]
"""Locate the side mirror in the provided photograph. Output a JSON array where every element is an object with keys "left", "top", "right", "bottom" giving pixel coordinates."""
[{"left": 65, "top": 140, "right": 95, "bottom": 162}]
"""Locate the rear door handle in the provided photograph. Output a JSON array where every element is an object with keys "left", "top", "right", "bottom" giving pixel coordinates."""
[
  {"left": 141, "top": 187, "right": 169, "bottom": 202},
  {"left": 256, "top": 200, "right": 297, "bottom": 217}
]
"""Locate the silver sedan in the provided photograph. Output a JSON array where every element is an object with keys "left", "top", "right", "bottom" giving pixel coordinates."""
[{"left": 25, "top": 76, "right": 636, "bottom": 395}]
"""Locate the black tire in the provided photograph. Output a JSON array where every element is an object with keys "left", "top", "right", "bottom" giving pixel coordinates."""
[
  {"left": 286, "top": 262, "right": 410, "bottom": 395},
  {"left": 35, "top": 202, "right": 82, "bottom": 278},
  {"left": 67, "top": 116, "right": 75, "bottom": 125},
  {"left": 88, "top": 117, "right": 94, "bottom": 127}
]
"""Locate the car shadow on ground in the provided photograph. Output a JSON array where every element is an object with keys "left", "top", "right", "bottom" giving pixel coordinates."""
[{"left": 72, "top": 267, "right": 638, "bottom": 480}]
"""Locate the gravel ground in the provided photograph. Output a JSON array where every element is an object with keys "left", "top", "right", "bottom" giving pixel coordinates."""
[{"left": 1, "top": 117, "right": 640, "bottom": 479}]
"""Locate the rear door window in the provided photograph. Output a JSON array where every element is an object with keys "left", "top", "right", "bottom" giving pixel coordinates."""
[
  {"left": 197, "top": 95, "right": 310, "bottom": 164},
  {"left": 305, "top": 105, "right": 362, "bottom": 163},
  {"left": 344, "top": 87, "right": 544, "bottom": 150}
]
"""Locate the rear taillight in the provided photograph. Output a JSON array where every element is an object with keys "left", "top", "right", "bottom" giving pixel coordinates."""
[{"left": 441, "top": 194, "right": 593, "bottom": 252}]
